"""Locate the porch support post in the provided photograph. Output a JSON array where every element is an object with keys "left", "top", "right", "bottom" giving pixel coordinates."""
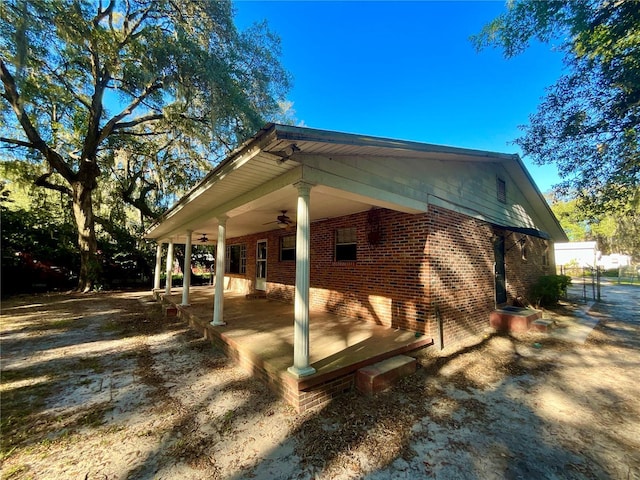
[
  {"left": 165, "top": 240, "right": 174, "bottom": 295},
  {"left": 211, "top": 215, "right": 228, "bottom": 326},
  {"left": 180, "top": 230, "right": 193, "bottom": 306},
  {"left": 153, "top": 242, "right": 163, "bottom": 290},
  {"left": 288, "top": 181, "right": 316, "bottom": 378}
]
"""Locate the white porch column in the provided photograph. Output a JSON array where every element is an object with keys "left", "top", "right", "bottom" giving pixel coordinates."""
[
  {"left": 181, "top": 230, "right": 193, "bottom": 306},
  {"left": 288, "top": 181, "right": 316, "bottom": 378},
  {"left": 211, "top": 215, "right": 228, "bottom": 326},
  {"left": 165, "top": 240, "right": 174, "bottom": 295},
  {"left": 153, "top": 242, "right": 163, "bottom": 290}
]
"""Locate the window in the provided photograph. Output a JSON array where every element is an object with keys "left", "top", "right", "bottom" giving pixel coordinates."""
[
  {"left": 335, "top": 227, "right": 357, "bottom": 261},
  {"left": 280, "top": 235, "right": 296, "bottom": 261},
  {"left": 225, "top": 244, "right": 246, "bottom": 274},
  {"left": 497, "top": 177, "right": 507, "bottom": 203},
  {"left": 542, "top": 243, "right": 550, "bottom": 266}
]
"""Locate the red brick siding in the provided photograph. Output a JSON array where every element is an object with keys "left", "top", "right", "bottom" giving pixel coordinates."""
[
  {"left": 426, "top": 205, "right": 496, "bottom": 345},
  {"left": 426, "top": 206, "right": 551, "bottom": 345},
  {"left": 224, "top": 205, "right": 549, "bottom": 347},
  {"left": 504, "top": 234, "right": 552, "bottom": 304}
]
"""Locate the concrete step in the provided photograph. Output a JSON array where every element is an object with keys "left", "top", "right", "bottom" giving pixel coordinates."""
[
  {"left": 531, "top": 319, "right": 554, "bottom": 333},
  {"left": 356, "top": 355, "right": 417, "bottom": 395}
]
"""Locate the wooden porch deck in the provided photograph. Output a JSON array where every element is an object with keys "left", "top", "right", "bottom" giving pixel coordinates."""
[{"left": 157, "top": 286, "right": 433, "bottom": 411}]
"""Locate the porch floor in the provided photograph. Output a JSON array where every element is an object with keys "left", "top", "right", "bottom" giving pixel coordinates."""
[{"left": 158, "top": 286, "right": 433, "bottom": 407}]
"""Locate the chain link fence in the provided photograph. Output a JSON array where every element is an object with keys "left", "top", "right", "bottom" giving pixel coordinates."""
[{"left": 558, "top": 265, "right": 639, "bottom": 303}]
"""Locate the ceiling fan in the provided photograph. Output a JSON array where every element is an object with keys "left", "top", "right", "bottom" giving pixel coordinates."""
[
  {"left": 264, "top": 210, "right": 294, "bottom": 229},
  {"left": 197, "top": 233, "right": 209, "bottom": 243}
]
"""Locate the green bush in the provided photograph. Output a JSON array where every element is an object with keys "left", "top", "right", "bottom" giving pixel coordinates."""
[{"left": 531, "top": 275, "right": 572, "bottom": 307}]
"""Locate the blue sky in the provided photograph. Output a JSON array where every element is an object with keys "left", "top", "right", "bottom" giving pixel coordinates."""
[{"left": 234, "top": 1, "right": 566, "bottom": 193}]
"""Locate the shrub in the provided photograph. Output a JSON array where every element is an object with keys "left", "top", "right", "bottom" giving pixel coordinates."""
[{"left": 531, "top": 274, "right": 572, "bottom": 307}]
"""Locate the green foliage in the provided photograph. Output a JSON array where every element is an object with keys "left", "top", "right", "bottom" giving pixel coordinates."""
[
  {"left": 549, "top": 196, "right": 588, "bottom": 241},
  {"left": 473, "top": 1, "right": 640, "bottom": 215},
  {"left": 1, "top": 184, "right": 79, "bottom": 294},
  {"left": 531, "top": 274, "right": 572, "bottom": 308},
  {"left": 550, "top": 189, "right": 640, "bottom": 260},
  {"left": 1, "top": 0, "right": 291, "bottom": 289}
]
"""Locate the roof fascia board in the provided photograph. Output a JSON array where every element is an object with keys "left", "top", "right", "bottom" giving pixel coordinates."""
[
  {"left": 148, "top": 166, "right": 303, "bottom": 240},
  {"left": 508, "top": 155, "right": 567, "bottom": 242},
  {"left": 145, "top": 124, "right": 279, "bottom": 235},
  {"left": 490, "top": 223, "right": 552, "bottom": 240},
  {"left": 272, "top": 123, "right": 515, "bottom": 161}
]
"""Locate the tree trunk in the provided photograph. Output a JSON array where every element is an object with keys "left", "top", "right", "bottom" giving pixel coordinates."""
[{"left": 72, "top": 181, "right": 99, "bottom": 292}]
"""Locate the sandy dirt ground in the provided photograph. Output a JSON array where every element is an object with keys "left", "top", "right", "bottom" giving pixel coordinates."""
[{"left": 1, "top": 283, "right": 639, "bottom": 480}]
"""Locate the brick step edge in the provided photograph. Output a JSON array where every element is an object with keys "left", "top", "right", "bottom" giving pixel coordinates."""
[
  {"left": 530, "top": 319, "right": 555, "bottom": 333},
  {"left": 356, "top": 355, "right": 417, "bottom": 395}
]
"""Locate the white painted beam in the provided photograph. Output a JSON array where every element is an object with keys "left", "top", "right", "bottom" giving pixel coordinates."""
[
  {"left": 287, "top": 181, "right": 316, "bottom": 378},
  {"left": 211, "top": 216, "right": 228, "bottom": 326},
  {"left": 153, "top": 242, "right": 163, "bottom": 291},
  {"left": 165, "top": 240, "right": 174, "bottom": 295},
  {"left": 180, "top": 230, "right": 192, "bottom": 306}
]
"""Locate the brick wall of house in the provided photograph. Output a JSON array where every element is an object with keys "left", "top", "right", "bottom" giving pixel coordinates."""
[
  {"left": 426, "top": 205, "right": 551, "bottom": 345},
  {"left": 504, "top": 233, "right": 552, "bottom": 305},
  {"left": 267, "top": 209, "right": 431, "bottom": 334},
  {"left": 425, "top": 205, "right": 496, "bottom": 345},
  {"left": 222, "top": 205, "right": 550, "bottom": 346}
]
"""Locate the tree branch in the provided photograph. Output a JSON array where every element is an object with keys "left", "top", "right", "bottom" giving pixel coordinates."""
[
  {"left": 0, "top": 59, "right": 76, "bottom": 182},
  {"left": 93, "top": 0, "right": 116, "bottom": 27},
  {"left": 111, "top": 113, "right": 164, "bottom": 131},
  {"left": 0, "top": 136, "right": 35, "bottom": 148},
  {"left": 34, "top": 173, "right": 73, "bottom": 197},
  {"left": 42, "top": 58, "right": 92, "bottom": 110},
  {"left": 99, "top": 81, "right": 163, "bottom": 142},
  {"left": 112, "top": 129, "right": 172, "bottom": 137},
  {"left": 121, "top": 181, "right": 161, "bottom": 220},
  {"left": 119, "top": 4, "right": 153, "bottom": 49},
  {"left": 82, "top": 39, "right": 109, "bottom": 165}
]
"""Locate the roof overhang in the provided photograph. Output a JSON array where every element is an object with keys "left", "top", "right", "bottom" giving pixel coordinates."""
[{"left": 145, "top": 123, "right": 567, "bottom": 245}]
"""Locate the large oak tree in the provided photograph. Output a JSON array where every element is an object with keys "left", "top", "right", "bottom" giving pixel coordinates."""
[
  {"left": 1, "top": 0, "right": 290, "bottom": 291},
  {"left": 473, "top": 0, "right": 639, "bottom": 216}
]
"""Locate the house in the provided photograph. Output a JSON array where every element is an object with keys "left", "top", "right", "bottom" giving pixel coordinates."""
[
  {"left": 555, "top": 242, "right": 633, "bottom": 272},
  {"left": 598, "top": 253, "right": 632, "bottom": 271},
  {"left": 144, "top": 123, "right": 567, "bottom": 406},
  {"left": 554, "top": 241, "right": 599, "bottom": 269}
]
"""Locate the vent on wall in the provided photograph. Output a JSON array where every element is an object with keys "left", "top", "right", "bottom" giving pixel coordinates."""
[{"left": 497, "top": 177, "right": 507, "bottom": 203}]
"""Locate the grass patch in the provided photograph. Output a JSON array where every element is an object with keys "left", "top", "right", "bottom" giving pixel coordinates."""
[
  {"left": 99, "top": 320, "right": 125, "bottom": 333},
  {"left": 76, "top": 356, "right": 105, "bottom": 374},
  {"left": 77, "top": 403, "right": 113, "bottom": 428},
  {"left": 0, "top": 383, "right": 51, "bottom": 459},
  {"left": 2, "top": 463, "right": 32, "bottom": 479},
  {"left": 47, "top": 317, "right": 83, "bottom": 329}
]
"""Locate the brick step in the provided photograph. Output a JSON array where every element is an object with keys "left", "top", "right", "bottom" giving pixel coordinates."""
[
  {"left": 163, "top": 305, "right": 178, "bottom": 317},
  {"left": 245, "top": 291, "right": 267, "bottom": 300},
  {"left": 356, "top": 355, "right": 417, "bottom": 395},
  {"left": 489, "top": 307, "right": 543, "bottom": 333}
]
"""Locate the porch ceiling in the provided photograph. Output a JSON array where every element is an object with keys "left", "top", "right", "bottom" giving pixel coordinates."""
[{"left": 164, "top": 184, "right": 378, "bottom": 246}]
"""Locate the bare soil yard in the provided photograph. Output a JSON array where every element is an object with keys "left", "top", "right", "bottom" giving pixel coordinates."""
[{"left": 1, "top": 285, "right": 639, "bottom": 479}]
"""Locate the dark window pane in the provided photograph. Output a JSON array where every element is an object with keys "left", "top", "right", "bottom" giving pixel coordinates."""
[{"left": 336, "top": 243, "right": 357, "bottom": 261}]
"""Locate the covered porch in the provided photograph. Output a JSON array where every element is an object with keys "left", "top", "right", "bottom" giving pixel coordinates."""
[
  {"left": 156, "top": 286, "right": 433, "bottom": 411},
  {"left": 145, "top": 124, "right": 434, "bottom": 386}
]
